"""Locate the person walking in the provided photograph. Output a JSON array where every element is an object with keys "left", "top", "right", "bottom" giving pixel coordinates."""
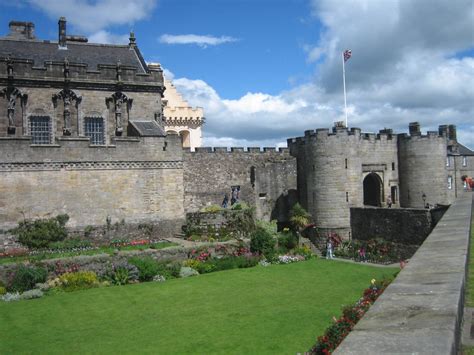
[{"left": 326, "top": 238, "right": 334, "bottom": 259}]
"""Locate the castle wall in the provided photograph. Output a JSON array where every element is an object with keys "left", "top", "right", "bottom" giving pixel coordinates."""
[
  {"left": 289, "top": 127, "right": 399, "bottom": 234},
  {"left": 183, "top": 148, "right": 297, "bottom": 222},
  {"left": 398, "top": 132, "right": 448, "bottom": 208},
  {"left": 0, "top": 135, "right": 184, "bottom": 234}
]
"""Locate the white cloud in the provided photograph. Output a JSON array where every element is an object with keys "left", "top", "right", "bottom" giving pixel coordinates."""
[
  {"left": 26, "top": 0, "right": 157, "bottom": 33},
  {"left": 163, "top": 0, "right": 474, "bottom": 148},
  {"left": 88, "top": 30, "right": 129, "bottom": 45},
  {"left": 159, "top": 34, "right": 238, "bottom": 48}
]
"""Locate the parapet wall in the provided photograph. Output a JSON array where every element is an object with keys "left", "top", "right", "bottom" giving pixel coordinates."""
[
  {"left": 350, "top": 206, "right": 447, "bottom": 245},
  {"left": 183, "top": 147, "right": 297, "bottom": 222},
  {"left": 335, "top": 192, "right": 473, "bottom": 354},
  {"left": 0, "top": 135, "right": 184, "bottom": 232}
]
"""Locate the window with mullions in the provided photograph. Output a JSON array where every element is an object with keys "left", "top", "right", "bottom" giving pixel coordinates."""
[
  {"left": 84, "top": 117, "right": 105, "bottom": 145},
  {"left": 30, "top": 116, "right": 51, "bottom": 144}
]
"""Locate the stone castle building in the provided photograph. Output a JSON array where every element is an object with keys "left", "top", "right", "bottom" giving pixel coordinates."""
[
  {"left": 162, "top": 78, "right": 204, "bottom": 151},
  {"left": 0, "top": 18, "right": 472, "bottom": 240}
]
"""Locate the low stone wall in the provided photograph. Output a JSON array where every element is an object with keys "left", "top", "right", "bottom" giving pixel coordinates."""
[
  {"left": 350, "top": 206, "right": 446, "bottom": 245},
  {"left": 336, "top": 193, "right": 473, "bottom": 354},
  {"left": 184, "top": 209, "right": 255, "bottom": 239}
]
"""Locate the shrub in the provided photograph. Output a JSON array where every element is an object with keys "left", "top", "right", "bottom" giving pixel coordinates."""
[
  {"left": 231, "top": 202, "right": 249, "bottom": 211},
  {"left": 48, "top": 238, "right": 92, "bottom": 250},
  {"left": 250, "top": 227, "right": 276, "bottom": 259},
  {"left": 1, "top": 292, "right": 20, "bottom": 302},
  {"left": 179, "top": 266, "right": 199, "bottom": 278},
  {"left": 8, "top": 265, "right": 47, "bottom": 293},
  {"left": 103, "top": 261, "right": 139, "bottom": 285},
  {"left": 58, "top": 271, "right": 99, "bottom": 292},
  {"left": 19, "top": 289, "right": 44, "bottom": 300},
  {"left": 277, "top": 231, "right": 298, "bottom": 251},
  {"left": 293, "top": 245, "right": 313, "bottom": 260},
  {"left": 0, "top": 286, "right": 6, "bottom": 295},
  {"left": 183, "top": 259, "right": 201, "bottom": 270},
  {"left": 289, "top": 203, "right": 311, "bottom": 232},
  {"left": 13, "top": 214, "right": 69, "bottom": 249},
  {"left": 129, "top": 256, "right": 160, "bottom": 282}
]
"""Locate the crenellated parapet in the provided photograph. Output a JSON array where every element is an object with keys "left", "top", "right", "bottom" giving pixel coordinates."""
[{"left": 187, "top": 146, "right": 290, "bottom": 155}]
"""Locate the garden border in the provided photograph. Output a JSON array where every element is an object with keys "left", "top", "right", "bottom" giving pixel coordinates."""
[{"left": 335, "top": 192, "right": 473, "bottom": 354}]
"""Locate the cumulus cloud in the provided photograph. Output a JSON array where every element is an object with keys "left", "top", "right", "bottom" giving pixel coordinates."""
[
  {"left": 166, "top": 0, "right": 474, "bottom": 149},
  {"left": 26, "top": 0, "right": 157, "bottom": 33},
  {"left": 88, "top": 30, "right": 129, "bottom": 45},
  {"left": 159, "top": 34, "right": 238, "bottom": 48}
]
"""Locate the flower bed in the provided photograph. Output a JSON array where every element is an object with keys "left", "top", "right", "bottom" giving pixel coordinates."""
[{"left": 309, "top": 278, "right": 391, "bottom": 354}]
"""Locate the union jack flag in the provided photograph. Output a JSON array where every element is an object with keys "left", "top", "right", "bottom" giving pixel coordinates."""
[{"left": 344, "top": 49, "right": 352, "bottom": 62}]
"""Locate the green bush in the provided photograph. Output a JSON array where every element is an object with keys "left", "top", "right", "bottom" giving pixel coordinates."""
[
  {"left": 8, "top": 265, "right": 47, "bottom": 293},
  {"left": 48, "top": 238, "right": 92, "bottom": 250},
  {"left": 103, "top": 262, "right": 139, "bottom": 285},
  {"left": 58, "top": 271, "right": 99, "bottom": 292},
  {"left": 129, "top": 257, "right": 160, "bottom": 282},
  {"left": 0, "top": 286, "right": 6, "bottom": 295},
  {"left": 277, "top": 231, "right": 298, "bottom": 251},
  {"left": 13, "top": 214, "right": 69, "bottom": 249},
  {"left": 250, "top": 227, "right": 276, "bottom": 259}
]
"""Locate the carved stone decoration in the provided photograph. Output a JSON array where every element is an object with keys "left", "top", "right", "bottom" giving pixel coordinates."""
[
  {"left": 52, "top": 89, "right": 82, "bottom": 136},
  {"left": 106, "top": 92, "right": 133, "bottom": 136},
  {"left": 63, "top": 58, "right": 70, "bottom": 80},
  {"left": 0, "top": 87, "right": 28, "bottom": 134},
  {"left": 116, "top": 60, "right": 122, "bottom": 82},
  {"left": 6, "top": 55, "right": 14, "bottom": 78}
]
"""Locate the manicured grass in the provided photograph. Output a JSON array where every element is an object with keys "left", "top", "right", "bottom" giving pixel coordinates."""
[
  {"left": 0, "top": 242, "right": 178, "bottom": 265},
  {"left": 0, "top": 259, "right": 398, "bottom": 354}
]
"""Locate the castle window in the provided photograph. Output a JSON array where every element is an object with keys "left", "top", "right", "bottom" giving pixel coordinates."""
[
  {"left": 30, "top": 116, "right": 51, "bottom": 144},
  {"left": 391, "top": 186, "right": 398, "bottom": 203},
  {"left": 84, "top": 117, "right": 105, "bottom": 145},
  {"left": 462, "top": 156, "right": 467, "bottom": 167},
  {"left": 345, "top": 192, "right": 349, "bottom": 202},
  {"left": 391, "top": 162, "right": 395, "bottom": 171},
  {"left": 447, "top": 175, "right": 453, "bottom": 189},
  {"left": 446, "top": 157, "right": 450, "bottom": 167},
  {"left": 250, "top": 166, "right": 256, "bottom": 188},
  {"left": 259, "top": 193, "right": 267, "bottom": 199},
  {"left": 345, "top": 159, "right": 348, "bottom": 169}
]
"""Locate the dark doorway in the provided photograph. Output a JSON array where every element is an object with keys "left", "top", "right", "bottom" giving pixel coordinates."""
[{"left": 363, "top": 173, "right": 382, "bottom": 206}]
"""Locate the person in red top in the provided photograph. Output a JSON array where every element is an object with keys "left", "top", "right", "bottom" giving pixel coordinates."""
[{"left": 461, "top": 175, "right": 474, "bottom": 190}]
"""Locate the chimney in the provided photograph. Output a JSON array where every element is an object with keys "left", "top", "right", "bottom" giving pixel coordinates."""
[
  {"left": 129, "top": 31, "right": 137, "bottom": 48},
  {"left": 8, "top": 21, "right": 36, "bottom": 40},
  {"left": 408, "top": 122, "right": 421, "bottom": 136},
  {"left": 58, "top": 17, "right": 67, "bottom": 48},
  {"left": 448, "top": 124, "right": 457, "bottom": 141}
]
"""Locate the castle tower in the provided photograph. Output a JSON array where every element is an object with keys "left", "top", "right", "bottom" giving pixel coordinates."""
[
  {"left": 162, "top": 78, "right": 204, "bottom": 150},
  {"left": 289, "top": 124, "right": 399, "bottom": 236},
  {"left": 398, "top": 122, "right": 448, "bottom": 208}
]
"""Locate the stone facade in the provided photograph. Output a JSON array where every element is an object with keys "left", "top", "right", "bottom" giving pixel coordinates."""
[
  {"left": 183, "top": 147, "right": 297, "bottom": 222},
  {"left": 0, "top": 17, "right": 473, "bottom": 245},
  {"left": 288, "top": 123, "right": 473, "bottom": 236},
  {"left": 162, "top": 78, "right": 204, "bottom": 150}
]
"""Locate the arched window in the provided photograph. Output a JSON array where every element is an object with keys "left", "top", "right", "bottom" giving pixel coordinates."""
[
  {"left": 179, "top": 130, "right": 190, "bottom": 148},
  {"left": 30, "top": 116, "right": 51, "bottom": 144},
  {"left": 84, "top": 117, "right": 105, "bottom": 145}
]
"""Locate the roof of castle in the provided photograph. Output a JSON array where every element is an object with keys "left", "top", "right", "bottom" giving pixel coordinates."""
[
  {"left": 0, "top": 38, "right": 147, "bottom": 73},
  {"left": 458, "top": 143, "right": 474, "bottom": 156}
]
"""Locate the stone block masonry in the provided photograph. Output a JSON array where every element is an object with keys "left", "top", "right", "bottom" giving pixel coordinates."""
[
  {"left": 335, "top": 193, "right": 473, "bottom": 354},
  {"left": 183, "top": 148, "right": 297, "bottom": 223},
  {"left": 350, "top": 207, "right": 443, "bottom": 245},
  {"left": 0, "top": 134, "right": 184, "bottom": 236}
]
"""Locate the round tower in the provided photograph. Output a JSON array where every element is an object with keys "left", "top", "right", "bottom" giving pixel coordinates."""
[{"left": 398, "top": 122, "right": 448, "bottom": 208}]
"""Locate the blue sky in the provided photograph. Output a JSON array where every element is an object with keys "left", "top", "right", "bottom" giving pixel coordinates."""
[{"left": 1, "top": 0, "right": 473, "bottom": 148}]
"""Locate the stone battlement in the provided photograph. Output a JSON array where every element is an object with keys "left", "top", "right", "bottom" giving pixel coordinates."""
[{"left": 186, "top": 146, "right": 290, "bottom": 154}]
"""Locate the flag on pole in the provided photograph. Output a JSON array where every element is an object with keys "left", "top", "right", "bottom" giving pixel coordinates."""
[{"left": 343, "top": 49, "right": 352, "bottom": 62}]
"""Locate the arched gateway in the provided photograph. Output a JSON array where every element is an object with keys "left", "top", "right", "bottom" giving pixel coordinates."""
[{"left": 363, "top": 173, "right": 383, "bottom": 207}]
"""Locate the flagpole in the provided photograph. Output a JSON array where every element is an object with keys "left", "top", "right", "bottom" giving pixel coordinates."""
[{"left": 342, "top": 51, "right": 348, "bottom": 128}]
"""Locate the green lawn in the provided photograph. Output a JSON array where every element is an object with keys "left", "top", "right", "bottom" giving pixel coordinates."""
[{"left": 0, "top": 259, "right": 397, "bottom": 354}]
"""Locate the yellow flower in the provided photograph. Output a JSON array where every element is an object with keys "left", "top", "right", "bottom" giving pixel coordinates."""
[{"left": 371, "top": 279, "right": 376, "bottom": 285}]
